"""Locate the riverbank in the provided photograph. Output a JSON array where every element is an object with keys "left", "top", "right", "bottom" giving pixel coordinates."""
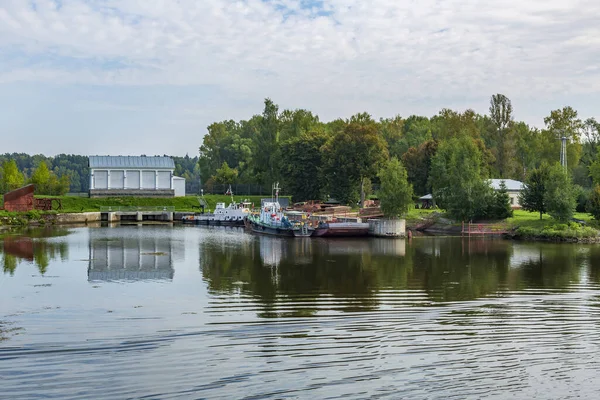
[
  {"left": 0, "top": 194, "right": 291, "bottom": 227},
  {"left": 26, "top": 194, "right": 283, "bottom": 213},
  {"left": 2, "top": 201, "right": 599, "bottom": 243},
  {"left": 406, "top": 209, "right": 600, "bottom": 242}
]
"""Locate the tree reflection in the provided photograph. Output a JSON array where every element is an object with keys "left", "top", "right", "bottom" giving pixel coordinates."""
[
  {"left": 200, "top": 236, "right": 409, "bottom": 317},
  {"left": 412, "top": 238, "right": 513, "bottom": 302},
  {"left": 511, "top": 243, "right": 583, "bottom": 289},
  {"left": 1, "top": 228, "right": 70, "bottom": 275},
  {"left": 200, "top": 234, "right": 593, "bottom": 313},
  {"left": 587, "top": 246, "right": 600, "bottom": 285}
]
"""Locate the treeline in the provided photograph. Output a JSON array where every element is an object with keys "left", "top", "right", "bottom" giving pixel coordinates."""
[
  {"left": 0, "top": 154, "right": 201, "bottom": 195},
  {"left": 199, "top": 97, "right": 599, "bottom": 208}
]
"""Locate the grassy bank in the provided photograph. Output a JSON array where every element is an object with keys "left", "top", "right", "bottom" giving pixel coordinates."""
[
  {"left": 505, "top": 210, "right": 599, "bottom": 241},
  {"left": 28, "top": 195, "right": 289, "bottom": 213},
  {"left": 404, "top": 209, "right": 439, "bottom": 226}
]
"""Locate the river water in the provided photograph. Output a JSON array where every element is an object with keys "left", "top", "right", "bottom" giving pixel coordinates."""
[{"left": 1, "top": 225, "right": 600, "bottom": 399}]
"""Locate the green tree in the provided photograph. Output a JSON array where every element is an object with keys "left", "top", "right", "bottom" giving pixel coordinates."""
[
  {"left": 212, "top": 162, "right": 238, "bottom": 184},
  {"left": 429, "top": 136, "right": 492, "bottom": 221},
  {"left": 491, "top": 180, "right": 513, "bottom": 219},
  {"left": 253, "top": 98, "right": 281, "bottom": 184},
  {"left": 279, "top": 109, "right": 320, "bottom": 142},
  {"left": 280, "top": 130, "right": 328, "bottom": 201},
  {"left": 55, "top": 174, "right": 71, "bottom": 195},
  {"left": 544, "top": 163, "right": 577, "bottom": 222},
  {"left": 489, "top": 94, "right": 518, "bottom": 178},
  {"left": 377, "top": 158, "right": 414, "bottom": 218},
  {"left": 587, "top": 146, "right": 600, "bottom": 187},
  {"left": 377, "top": 116, "right": 405, "bottom": 159},
  {"left": 322, "top": 116, "right": 389, "bottom": 204},
  {"left": 1, "top": 160, "right": 25, "bottom": 193},
  {"left": 587, "top": 185, "right": 600, "bottom": 221},
  {"left": 401, "top": 140, "right": 437, "bottom": 195},
  {"left": 519, "top": 164, "right": 550, "bottom": 220},
  {"left": 30, "top": 161, "right": 51, "bottom": 194},
  {"left": 540, "top": 106, "right": 583, "bottom": 170}
]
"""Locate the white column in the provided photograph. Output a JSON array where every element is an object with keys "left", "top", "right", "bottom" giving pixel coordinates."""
[
  {"left": 139, "top": 170, "right": 142, "bottom": 189},
  {"left": 89, "top": 170, "right": 94, "bottom": 190},
  {"left": 107, "top": 170, "right": 111, "bottom": 189},
  {"left": 124, "top": 170, "right": 127, "bottom": 189},
  {"left": 155, "top": 170, "right": 158, "bottom": 189},
  {"left": 170, "top": 171, "right": 173, "bottom": 190}
]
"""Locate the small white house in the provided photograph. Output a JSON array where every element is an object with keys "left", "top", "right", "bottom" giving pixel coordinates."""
[
  {"left": 489, "top": 179, "right": 525, "bottom": 208},
  {"left": 89, "top": 156, "right": 185, "bottom": 197}
]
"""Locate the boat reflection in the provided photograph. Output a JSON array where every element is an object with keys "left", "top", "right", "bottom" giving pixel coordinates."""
[{"left": 88, "top": 227, "right": 174, "bottom": 281}]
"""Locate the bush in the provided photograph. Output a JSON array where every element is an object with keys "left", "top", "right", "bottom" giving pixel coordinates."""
[
  {"left": 545, "top": 163, "right": 576, "bottom": 222},
  {"left": 516, "top": 222, "right": 598, "bottom": 240},
  {"left": 575, "top": 186, "right": 590, "bottom": 213},
  {"left": 588, "top": 185, "right": 600, "bottom": 221}
]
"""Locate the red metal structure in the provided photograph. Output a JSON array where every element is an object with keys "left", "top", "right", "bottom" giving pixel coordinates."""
[
  {"left": 2, "top": 184, "right": 62, "bottom": 212},
  {"left": 2, "top": 184, "right": 35, "bottom": 212}
]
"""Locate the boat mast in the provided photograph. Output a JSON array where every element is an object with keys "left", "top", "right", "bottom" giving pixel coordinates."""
[
  {"left": 227, "top": 184, "right": 234, "bottom": 204},
  {"left": 274, "top": 182, "right": 280, "bottom": 204}
]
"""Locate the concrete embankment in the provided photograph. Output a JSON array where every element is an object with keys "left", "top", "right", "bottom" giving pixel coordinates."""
[
  {"left": 368, "top": 219, "right": 406, "bottom": 237},
  {"left": 1, "top": 211, "right": 196, "bottom": 228},
  {"left": 54, "top": 212, "right": 102, "bottom": 224}
]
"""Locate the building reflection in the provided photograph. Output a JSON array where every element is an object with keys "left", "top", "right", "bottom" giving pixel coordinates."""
[{"left": 88, "top": 228, "right": 174, "bottom": 281}]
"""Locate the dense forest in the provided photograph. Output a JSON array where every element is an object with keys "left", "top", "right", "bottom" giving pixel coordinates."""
[
  {"left": 0, "top": 154, "right": 201, "bottom": 194},
  {"left": 200, "top": 96, "right": 599, "bottom": 198}
]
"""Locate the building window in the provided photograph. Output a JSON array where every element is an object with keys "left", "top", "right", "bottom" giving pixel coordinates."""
[{"left": 510, "top": 197, "right": 514, "bottom": 205}]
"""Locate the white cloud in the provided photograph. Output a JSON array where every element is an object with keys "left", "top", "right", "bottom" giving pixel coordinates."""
[{"left": 0, "top": 0, "right": 599, "bottom": 154}]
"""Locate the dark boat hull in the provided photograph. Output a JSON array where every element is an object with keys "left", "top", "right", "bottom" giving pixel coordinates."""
[
  {"left": 183, "top": 217, "right": 246, "bottom": 227},
  {"left": 293, "top": 229, "right": 314, "bottom": 237},
  {"left": 248, "top": 219, "right": 295, "bottom": 237},
  {"left": 313, "top": 223, "right": 370, "bottom": 237}
]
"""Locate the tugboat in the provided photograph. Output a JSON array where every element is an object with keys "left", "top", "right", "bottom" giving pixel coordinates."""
[
  {"left": 183, "top": 186, "right": 251, "bottom": 226},
  {"left": 246, "top": 183, "right": 305, "bottom": 236}
]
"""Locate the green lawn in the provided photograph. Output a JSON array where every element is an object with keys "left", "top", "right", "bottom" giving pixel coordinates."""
[
  {"left": 404, "top": 208, "right": 438, "bottom": 224},
  {"left": 22, "top": 195, "right": 290, "bottom": 213},
  {"left": 507, "top": 209, "right": 595, "bottom": 229}
]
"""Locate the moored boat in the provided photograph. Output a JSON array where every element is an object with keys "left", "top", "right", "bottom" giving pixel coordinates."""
[
  {"left": 246, "top": 183, "right": 297, "bottom": 236},
  {"left": 182, "top": 189, "right": 251, "bottom": 226}
]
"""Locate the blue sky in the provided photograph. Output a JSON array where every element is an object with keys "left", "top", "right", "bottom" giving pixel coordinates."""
[{"left": 1, "top": 0, "right": 599, "bottom": 156}]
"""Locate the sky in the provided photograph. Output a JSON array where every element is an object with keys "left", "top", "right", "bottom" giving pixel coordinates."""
[{"left": 1, "top": 0, "right": 599, "bottom": 156}]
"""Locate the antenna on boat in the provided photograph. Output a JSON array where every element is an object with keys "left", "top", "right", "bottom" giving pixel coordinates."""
[
  {"left": 226, "top": 184, "right": 234, "bottom": 204},
  {"left": 273, "top": 182, "right": 280, "bottom": 203}
]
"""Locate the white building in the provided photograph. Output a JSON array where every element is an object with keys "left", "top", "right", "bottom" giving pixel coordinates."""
[
  {"left": 490, "top": 179, "right": 525, "bottom": 208},
  {"left": 89, "top": 156, "right": 185, "bottom": 197}
]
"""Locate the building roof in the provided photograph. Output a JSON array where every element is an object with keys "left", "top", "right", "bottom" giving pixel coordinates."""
[
  {"left": 89, "top": 156, "right": 175, "bottom": 169},
  {"left": 419, "top": 194, "right": 433, "bottom": 200},
  {"left": 489, "top": 179, "right": 524, "bottom": 191}
]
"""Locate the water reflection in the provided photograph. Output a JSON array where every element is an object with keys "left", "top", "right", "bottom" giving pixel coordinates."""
[
  {"left": 4, "top": 227, "right": 600, "bottom": 399},
  {"left": 1, "top": 228, "right": 70, "bottom": 275},
  {"left": 200, "top": 236, "right": 596, "bottom": 316},
  {"left": 88, "top": 227, "right": 174, "bottom": 281}
]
